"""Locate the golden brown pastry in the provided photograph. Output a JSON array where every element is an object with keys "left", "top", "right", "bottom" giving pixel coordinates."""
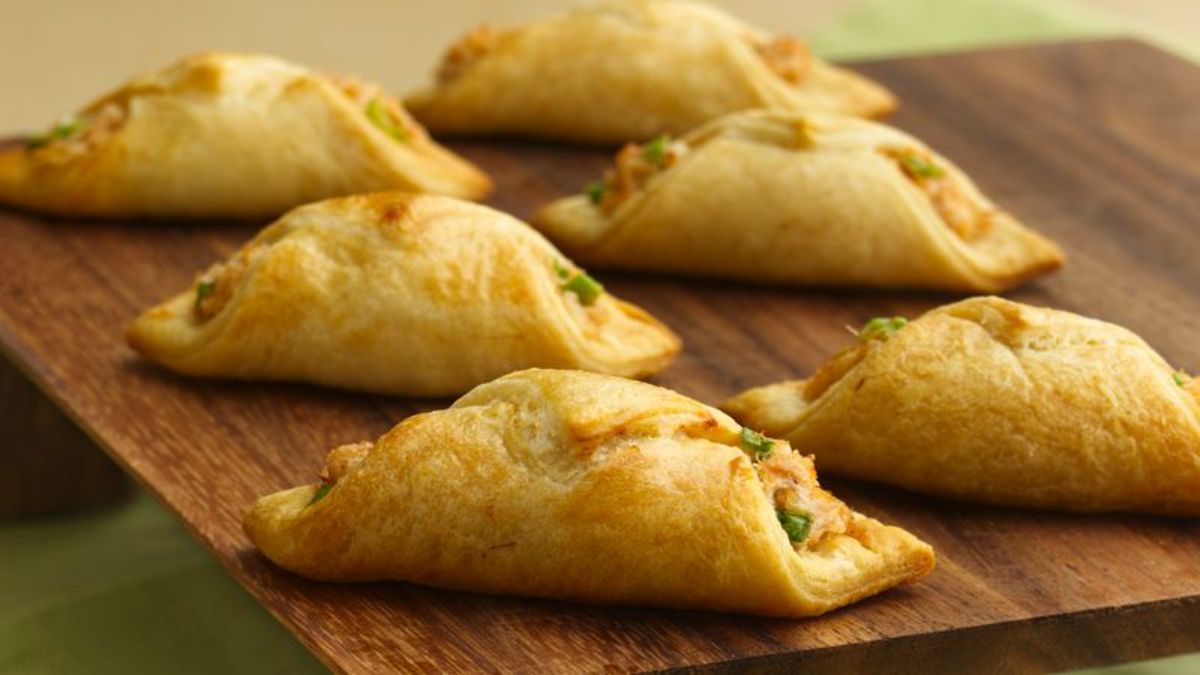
[
  {"left": 723, "top": 297, "right": 1200, "bottom": 515},
  {"left": 245, "top": 368, "right": 934, "bottom": 616},
  {"left": 534, "top": 110, "right": 1064, "bottom": 292},
  {"left": 406, "top": 0, "right": 895, "bottom": 143},
  {"left": 126, "top": 193, "right": 679, "bottom": 396},
  {"left": 0, "top": 52, "right": 490, "bottom": 218}
]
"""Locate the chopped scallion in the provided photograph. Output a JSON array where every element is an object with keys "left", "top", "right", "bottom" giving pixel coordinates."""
[
  {"left": 366, "top": 97, "right": 407, "bottom": 141},
  {"left": 641, "top": 134, "right": 671, "bottom": 165},
  {"left": 778, "top": 510, "right": 813, "bottom": 543},
  {"left": 584, "top": 180, "right": 606, "bottom": 205},
  {"left": 563, "top": 271, "right": 604, "bottom": 306},
  {"left": 194, "top": 280, "right": 216, "bottom": 310},
  {"left": 307, "top": 483, "right": 333, "bottom": 507},
  {"left": 27, "top": 117, "right": 86, "bottom": 148},
  {"left": 740, "top": 427, "right": 774, "bottom": 460},
  {"left": 858, "top": 316, "right": 907, "bottom": 343},
  {"left": 900, "top": 153, "right": 945, "bottom": 179}
]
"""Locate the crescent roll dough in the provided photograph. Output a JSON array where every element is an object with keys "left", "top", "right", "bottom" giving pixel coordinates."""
[
  {"left": 723, "top": 297, "right": 1200, "bottom": 515},
  {"left": 126, "top": 193, "right": 679, "bottom": 396},
  {"left": 534, "top": 110, "right": 1064, "bottom": 292},
  {"left": 405, "top": 0, "right": 895, "bottom": 143},
  {"left": 245, "top": 368, "right": 934, "bottom": 616},
  {"left": 0, "top": 52, "right": 490, "bottom": 218}
]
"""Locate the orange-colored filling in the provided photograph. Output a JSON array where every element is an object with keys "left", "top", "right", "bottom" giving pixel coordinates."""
[
  {"left": 328, "top": 75, "right": 415, "bottom": 139},
  {"left": 193, "top": 244, "right": 265, "bottom": 321},
  {"left": 437, "top": 25, "right": 501, "bottom": 84},
  {"left": 596, "top": 139, "right": 687, "bottom": 215},
  {"left": 755, "top": 35, "right": 813, "bottom": 85},
  {"left": 320, "top": 441, "right": 373, "bottom": 484},
  {"left": 883, "top": 147, "right": 994, "bottom": 241},
  {"left": 757, "top": 448, "right": 851, "bottom": 547},
  {"left": 28, "top": 102, "right": 126, "bottom": 160}
]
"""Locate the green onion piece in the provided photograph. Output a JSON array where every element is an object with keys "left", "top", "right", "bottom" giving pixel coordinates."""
[
  {"left": 1174, "top": 371, "right": 1187, "bottom": 387},
  {"left": 307, "top": 483, "right": 333, "bottom": 507},
  {"left": 365, "top": 97, "right": 407, "bottom": 141},
  {"left": 777, "top": 510, "right": 812, "bottom": 543},
  {"left": 900, "top": 153, "right": 945, "bottom": 179},
  {"left": 563, "top": 272, "right": 604, "bottom": 306},
  {"left": 858, "top": 316, "right": 908, "bottom": 343},
  {"left": 194, "top": 280, "right": 216, "bottom": 310},
  {"left": 641, "top": 134, "right": 671, "bottom": 165},
  {"left": 27, "top": 117, "right": 86, "bottom": 148},
  {"left": 740, "top": 427, "right": 774, "bottom": 460},
  {"left": 553, "top": 260, "right": 572, "bottom": 281},
  {"left": 584, "top": 180, "right": 606, "bottom": 205}
]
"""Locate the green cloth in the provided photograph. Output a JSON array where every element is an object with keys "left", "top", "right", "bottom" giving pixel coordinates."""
[
  {"left": 0, "top": 493, "right": 323, "bottom": 674},
  {"left": 1, "top": 2, "right": 1194, "bottom": 673}
]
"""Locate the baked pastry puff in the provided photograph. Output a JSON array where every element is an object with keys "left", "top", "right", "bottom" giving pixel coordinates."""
[
  {"left": 0, "top": 52, "right": 490, "bottom": 218},
  {"left": 126, "top": 193, "right": 679, "bottom": 396},
  {"left": 406, "top": 0, "right": 895, "bottom": 143},
  {"left": 723, "top": 297, "right": 1200, "bottom": 515},
  {"left": 534, "top": 110, "right": 1064, "bottom": 292},
  {"left": 245, "top": 368, "right": 934, "bottom": 616}
]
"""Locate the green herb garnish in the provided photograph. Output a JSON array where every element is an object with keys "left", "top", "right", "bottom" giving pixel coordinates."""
[
  {"left": 1174, "top": 371, "right": 1187, "bottom": 387},
  {"left": 563, "top": 271, "right": 604, "bottom": 306},
  {"left": 307, "top": 483, "right": 333, "bottom": 507},
  {"left": 858, "top": 316, "right": 907, "bottom": 343},
  {"left": 27, "top": 117, "right": 86, "bottom": 149},
  {"left": 553, "top": 259, "right": 572, "bottom": 281},
  {"left": 899, "top": 153, "right": 945, "bottom": 179},
  {"left": 777, "top": 510, "right": 812, "bottom": 543},
  {"left": 740, "top": 427, "right": 774, "bottom": 460},
  {"left": 365, "top": 97, "right": 407, "bottom": 141},
  {"left": 554, "top": 261, "right": 603, "bottom": 305},
  {"left": 584, "top": 180, "right": 606, "bottom": 205},
  {"left": 641, "top": 134, "right": 671, "bottom": 165},
  {"left": 194, "top": 280, "right": 216, "bottom": 310}
]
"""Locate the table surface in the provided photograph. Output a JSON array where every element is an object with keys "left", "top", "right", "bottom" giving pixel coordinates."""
[{"left": 2, "top": 39, "right": 1199, "bottom": 674}]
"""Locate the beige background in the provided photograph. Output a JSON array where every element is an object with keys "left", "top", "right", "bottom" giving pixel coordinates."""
[{"left": 0, "top": 0, "right": 1192, "bottom": 133}]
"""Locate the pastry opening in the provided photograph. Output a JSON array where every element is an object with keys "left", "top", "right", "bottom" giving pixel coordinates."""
[
  {"left": 753, "top": 35, "right": 813, "bottom": 85},
  {"left": 881, "top": 146, "right": 994, "bottom": 242},
  {"left": 328, "top": 75, "right": 413, "bottom": 142},
  {"left": 583, "top": 134, "right": 690, "bottom": 215},
  {"left": 191, "top": 242, "right": 270, "bottom": 322},
  {"left": 306, "top": 441, "right": 373, "bottom": 508},
  {"left": 436, "top": 25, "right": 502, "bottom": 84},
  {"left": 733, "top": 426, "right": 852, "bottom": 550},
  {"left": 548, "top": 258, "right": 675, "bottom": 363},
  {"left": 26, "top": 102, "right": 126, "bottom": 159},
  {"left": 805, "top": 316, "right": 907, "bottom": 401},
  {"left": 553, "top": 259, "right": 605, "bottom": 309}
]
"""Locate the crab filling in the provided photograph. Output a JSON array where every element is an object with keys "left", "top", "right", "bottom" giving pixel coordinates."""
[
  {"left": 758, "top": 445, "right": 851, "bottom": 548},
  {"left": 883, "top": 147, "right": 994, "bottom": 241},
  {"left": 330, "top": 75, "right": 413, "bottom": 141},
  {"left": 805, "top": 316, "right": 908, "bottom": 401},
  {"left": 437, "top": 25, "right": 501, "bottom": 84},
  {"left": 192, "top": 244, "right": 266, "bottom": 321},
  {"left": 27, "top": 102, "right": 126, "bottom": 157},
  {"left": 587, "top": 134, "right": 689, "bottom": 215},
  {"left": 754, "top": 35, "right": 813, "bottom": 85}
]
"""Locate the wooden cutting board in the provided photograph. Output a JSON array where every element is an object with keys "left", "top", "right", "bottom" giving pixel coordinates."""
[{"left": 2, "top": 39, "right": 1199, "bottom": 674}]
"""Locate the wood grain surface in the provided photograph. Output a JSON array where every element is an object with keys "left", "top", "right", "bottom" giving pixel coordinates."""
[{"left": 1, "top": 39, "right": 1198, "bottom": 673}]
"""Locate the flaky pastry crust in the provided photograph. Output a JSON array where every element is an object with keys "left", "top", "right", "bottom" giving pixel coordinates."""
[
  {"left": 723, "top": 297, "right": 1200, "bottom": 514},
  {"left": 0, "top": 52, "right": 491, "bottom": 218},
  {"left": 533, "top": 110, "right": 1063, "bottom": 292},
  {"left": 127, "top": 193, "right": 679, "bottom": 396},
  {"left": 406, "top": 0, "right": 896, "bottom": 143},
  {"left": 245, "top": 369, "right": 934, "bottom": 616}
]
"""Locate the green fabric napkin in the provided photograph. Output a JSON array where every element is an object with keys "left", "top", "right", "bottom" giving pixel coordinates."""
[{"left": 1, "top": 1, "right": 1194, "bottom": 673}]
